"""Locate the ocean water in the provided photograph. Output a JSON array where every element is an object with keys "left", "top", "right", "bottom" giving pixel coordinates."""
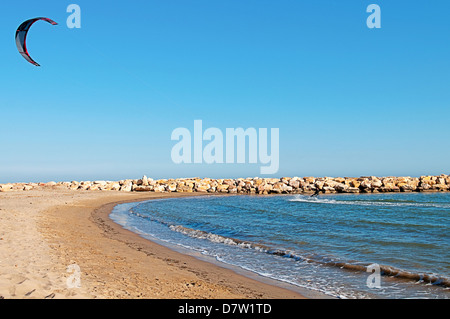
[{"left": 110, "top": 193, "right": 450, "bottom": 299}]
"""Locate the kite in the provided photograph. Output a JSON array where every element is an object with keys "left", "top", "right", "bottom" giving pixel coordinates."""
[{"left": 15, "top": 17, "right": 57, "bottom": 66}]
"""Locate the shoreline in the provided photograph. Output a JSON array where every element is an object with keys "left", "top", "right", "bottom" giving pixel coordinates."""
[
  {"left": 108, "top": 192, "right": 450, "bottom": 295},
  {"left": 27, "top": 189, "right": 315, "bottom": 299},
  {"left": 93, "top": 193, "right": 330, "bottom": 299},
  {"left": 2, "top": 188, "right": 446, "bottom": 298}
]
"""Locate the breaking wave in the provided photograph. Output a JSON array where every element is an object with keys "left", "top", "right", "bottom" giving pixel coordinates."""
[
  {"left": 168, "top": 224, "right": 450, "bottom": 288},
  {"left": 289, "top": 195, "right": 450, "bottom": 209},
  {"left": 113, "top": 193, "right": 450, "bottom": 298}
]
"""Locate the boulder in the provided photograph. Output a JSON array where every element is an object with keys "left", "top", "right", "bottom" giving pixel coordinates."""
[
  {"left": 0, "top": 184, "right": 13, "bottom": 192},
  {"left": 223, "top": 179, "right": 236, "bottom": 186},
  {"left": 134, "top": 186, "right": 153, "bottom": 192},
  {"left": 217, "top": 184, "right": 229, "bottom": 193},
  {"left": 303, "top": 177, "right": 315, "bottom": 184},
  {"left": 109, "top": 182, "right": 121, "bottom": 191},
  {"left": 23, "top": 184, "right": 34, "bottom": 191},
  {"left": 195, "top": 183, "right": 210, "bottom": 193},
  {"left": 314, "top": 181, "right": 325, "bottom": 190},
  {"left": 87, "top": 184, "right": 100, "bottom": 191},
  {"left": 445, "top": 175, "right": 450, "bottom": 185},
  {"left": 433, "top": 184, "right": 448, "bottom": 191},
  {"left": 360, "top": 180, "right": 372, "bottom": 189},
  {"left": 371, "top": 179, "right": 383, "bottom": 188},
  {"left": 420, "top": 176, "right": 436, "bottom": 186},
  {"left": 288, "top": 179, "right": 300, "bottom": 189},
  {"left": 350, "top": 180, "right": 361, "bottom": 188},
  {"left": 345, "top": 187, "right": 360, "bottom": 193},
  {"left": 153, "top": 185, "right": 166, "bottom": 192},
  {"left": 323, "top": 186, "right": 336, "bottom": 193},
  {"left": 228, "top": 187, "right": 238, "bottom": 194},
  {"left": 334, "top": 183, "right": 348, "bottom": 193},
  {"left": 119, "top": 183, "right": 132, "bottom": 192},
  {"left": 244, "top": 181, "right": 253, "bottom": 190},
  {"left": 178, "top": 185, "right": 193, "bottom": 193},
  {"left": 272, "top": 182, "right": 292, "bottom": 194},
  {"left": 167, "top": 182, "right": 177, "bottom": 192}
]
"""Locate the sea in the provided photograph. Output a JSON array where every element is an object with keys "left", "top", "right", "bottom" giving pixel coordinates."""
[{"left": 110, "top": 192, "right": 449, "bottom": 299}]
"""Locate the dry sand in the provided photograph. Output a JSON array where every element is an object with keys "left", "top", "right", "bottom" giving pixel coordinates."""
[{"left": 0, "top": 188, "right": 313, "bottom": 299}]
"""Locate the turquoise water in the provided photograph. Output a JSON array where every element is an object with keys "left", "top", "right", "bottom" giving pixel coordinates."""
[{"left": 111, "top": 193, "right": 450, "bottom": 298}]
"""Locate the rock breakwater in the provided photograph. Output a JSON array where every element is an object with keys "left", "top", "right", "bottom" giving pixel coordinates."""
[{"left": 1, "top": 175, "right": 449, "bottom": 194}]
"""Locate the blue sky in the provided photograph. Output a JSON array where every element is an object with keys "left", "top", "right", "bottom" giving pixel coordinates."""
[{"left": 1, "top": 0, "right": 449, "bottom": 182}]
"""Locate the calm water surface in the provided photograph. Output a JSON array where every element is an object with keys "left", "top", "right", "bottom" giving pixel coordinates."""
[{"left": 111, "top": 192, "right": 450, "bottom": 298}]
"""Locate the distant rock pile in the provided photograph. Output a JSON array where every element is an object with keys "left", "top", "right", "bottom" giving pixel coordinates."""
[{"left": 1, "top": 175, "right": 449, "bottom": 194}]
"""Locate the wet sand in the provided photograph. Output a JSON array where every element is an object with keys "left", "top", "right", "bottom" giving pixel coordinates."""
[{"left": 0, "top": 188, "right": 318, "bottom": 299}]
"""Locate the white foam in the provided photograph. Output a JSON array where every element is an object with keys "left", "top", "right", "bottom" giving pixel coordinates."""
[{"left": 288, "top": 195, "right": 450, "bottom": 208}]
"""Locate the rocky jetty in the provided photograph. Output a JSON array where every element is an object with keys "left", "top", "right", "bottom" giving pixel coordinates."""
[{"left": 1, "top": 175, "right": 449, "bottom": 194}]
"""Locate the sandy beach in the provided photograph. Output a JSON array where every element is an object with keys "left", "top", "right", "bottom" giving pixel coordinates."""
[{"left": 0, "top": 188, "right": 310, "bottom": 299}]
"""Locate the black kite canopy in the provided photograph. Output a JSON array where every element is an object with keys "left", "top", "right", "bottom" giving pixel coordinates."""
[{"left": 15, "top": 17, "right": 57, "bottom": 66}]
